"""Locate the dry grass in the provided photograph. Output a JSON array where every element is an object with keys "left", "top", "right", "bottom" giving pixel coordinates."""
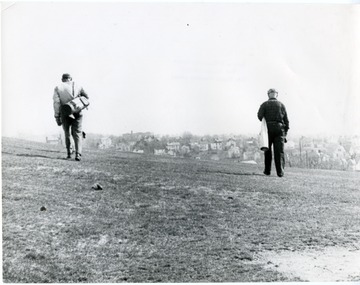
[{"left": 2, "top": 137, "right": 360, "bottom": 282}]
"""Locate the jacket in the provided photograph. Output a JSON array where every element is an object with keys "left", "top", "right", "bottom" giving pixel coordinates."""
[
  {"left": 53, "top": 81, "right": 89, "bottom": 118},
  {"left": 257, "top": 98, "right": 289, "bottom": 132}
]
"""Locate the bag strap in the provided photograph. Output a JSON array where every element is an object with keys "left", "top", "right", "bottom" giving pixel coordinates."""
[
  {"left": 78, "top": 96, "right": 88, "bottom": 106},
  {"left": 72, "top": 81, "right": 75, "bottom": 97}
]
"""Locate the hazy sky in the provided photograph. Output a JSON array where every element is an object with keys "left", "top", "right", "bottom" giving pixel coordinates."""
[{"left": 2, "top": 1, "right": 360, "bottom": 138}]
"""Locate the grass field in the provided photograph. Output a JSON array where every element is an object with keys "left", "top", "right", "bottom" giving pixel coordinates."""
[{"left": 2, "top": 137, "right": 360, "bottom": 282}]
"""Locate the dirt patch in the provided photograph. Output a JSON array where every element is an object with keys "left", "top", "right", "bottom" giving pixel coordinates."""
[{"left": 259, "top": 244, "right": 360, "bottom": 281}]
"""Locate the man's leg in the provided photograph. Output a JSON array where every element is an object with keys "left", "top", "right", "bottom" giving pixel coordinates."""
[
  {"left": 71, "top": 114, "right": 83, "bottom": 160},
  {"left": 264, "top": 135, "right": 274, "bottom": 175},
  {"left": 61, "top": 115, "right": 72, "bottom": 158},
  {"left": 274, "top": 135, "right": 285, "bottom": 177}
]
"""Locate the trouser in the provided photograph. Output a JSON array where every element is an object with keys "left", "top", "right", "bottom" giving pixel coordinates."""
[
  {"left": 264, "top": 123, "right": 286, "bottom": 176},
  {"left": 61, "top": 112, "right": 83, "bottom": 155}
]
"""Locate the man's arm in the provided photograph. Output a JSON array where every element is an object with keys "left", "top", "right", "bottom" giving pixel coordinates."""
[
  {"left": 53, "top": 87, "right": 61, "bottom": 118},
  {"left": 79, "top": 88, "right": 89, "bottom": 99},
  {"left": 53, "top": 87, "right": 62, "bottom": 126},
  {"left": 282, "top": 105, "right": 289, "bottom": 132},
  {"left": 257, "top": 103, "right": 265, "bottom": 121}
]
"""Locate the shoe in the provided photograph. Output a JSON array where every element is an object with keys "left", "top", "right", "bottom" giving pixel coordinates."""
[
  {"left": 75, "top": 153, "right": 81, "bottom": 161},
  {"left": 66, "top": 154, "right": 71, "bottom": 159},
  {"left": 263, "top": 171, "right": 271, "bottom": 176},
  {"left": 277, "top": 173, "right": 284, "bottom": 177}
]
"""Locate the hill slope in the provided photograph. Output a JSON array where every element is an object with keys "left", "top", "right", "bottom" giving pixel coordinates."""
[{"left": 2, "top": 137, "right": 360, "bottom": 282}]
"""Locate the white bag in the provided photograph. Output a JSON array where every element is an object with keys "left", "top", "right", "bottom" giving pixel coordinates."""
[
  {"left": 259, "top": 118, "right": 269, "bottom": 151},
  {"left": 62, "top": 96, "right": 90, "bottom": 116},
  {"left": 61, "top": 81, "right": 90, "bottom": 116}
]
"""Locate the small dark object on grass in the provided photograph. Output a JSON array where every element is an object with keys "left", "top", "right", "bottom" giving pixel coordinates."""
[
  {"left": 236, "top": 255, "right": 253, "bottom": 261},
  {"left": 25, "top": 253, "right": 45, "bottom": 260},
  {"left": 92, "top": 183, "right": 103, "bottom": 190},
  {"left": 40, "top": 206, "right": 47, "bottom": 211}
]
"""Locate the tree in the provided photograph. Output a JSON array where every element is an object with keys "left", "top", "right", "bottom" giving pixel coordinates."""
[{"left": 181, "top": 132, "right": 193, "bottom": 145}]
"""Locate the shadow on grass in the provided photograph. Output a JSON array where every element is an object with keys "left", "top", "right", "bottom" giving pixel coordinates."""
[
  {"left": 2, "top": 151, "right": 67, "bottom": 161},
  {"left": 198, "top": 170, "right": 265, "bottom": 177},
  {"left": 25, "top": 147, "right": 62, "bottom": 153}
]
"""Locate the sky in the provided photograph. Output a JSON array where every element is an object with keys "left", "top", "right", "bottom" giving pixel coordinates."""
[{"left": 1, "top": 1, "right": 360, "bottom": 139}]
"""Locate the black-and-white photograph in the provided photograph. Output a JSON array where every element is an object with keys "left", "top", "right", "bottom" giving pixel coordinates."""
[{"left": 1, "top": 0, "right": 360, "bottom": 283}]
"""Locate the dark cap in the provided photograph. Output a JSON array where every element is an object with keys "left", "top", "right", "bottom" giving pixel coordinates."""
[
  {"left": 267, "top": 88, "right": 278, "bottom": 94},
  {"left": 62, "top": 73, "right": 72, "bottom": 80}
]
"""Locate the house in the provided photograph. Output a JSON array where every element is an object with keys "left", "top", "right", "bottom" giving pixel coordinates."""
[
  {"left": 199, "top": 142, "right": 209, "bottom": 152},
  {"left": 325, "top": 143, "right": 347, "bottom": 160},
  {"left": 210, "top": 139, "right": 223, "bottom": 151},
  {"left": 167, "top": 142, "right": 181, "bottom": 152}
]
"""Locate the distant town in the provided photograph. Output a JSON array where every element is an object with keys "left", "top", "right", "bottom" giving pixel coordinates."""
[{"left": 41, "top": 131, "right": 360, "bottom": 172}]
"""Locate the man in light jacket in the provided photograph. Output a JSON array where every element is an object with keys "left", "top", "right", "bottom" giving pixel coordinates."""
[
  {"left": 257, "top": 89, "right": 289, "bottom": 177},
  {"left": 53, "top": 73, "right": 89, "bottom": 161}
]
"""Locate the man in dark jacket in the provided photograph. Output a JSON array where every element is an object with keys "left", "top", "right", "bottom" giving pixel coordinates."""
[{"left": 257, "top": 89, "right": 289, "bottom": 177}]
